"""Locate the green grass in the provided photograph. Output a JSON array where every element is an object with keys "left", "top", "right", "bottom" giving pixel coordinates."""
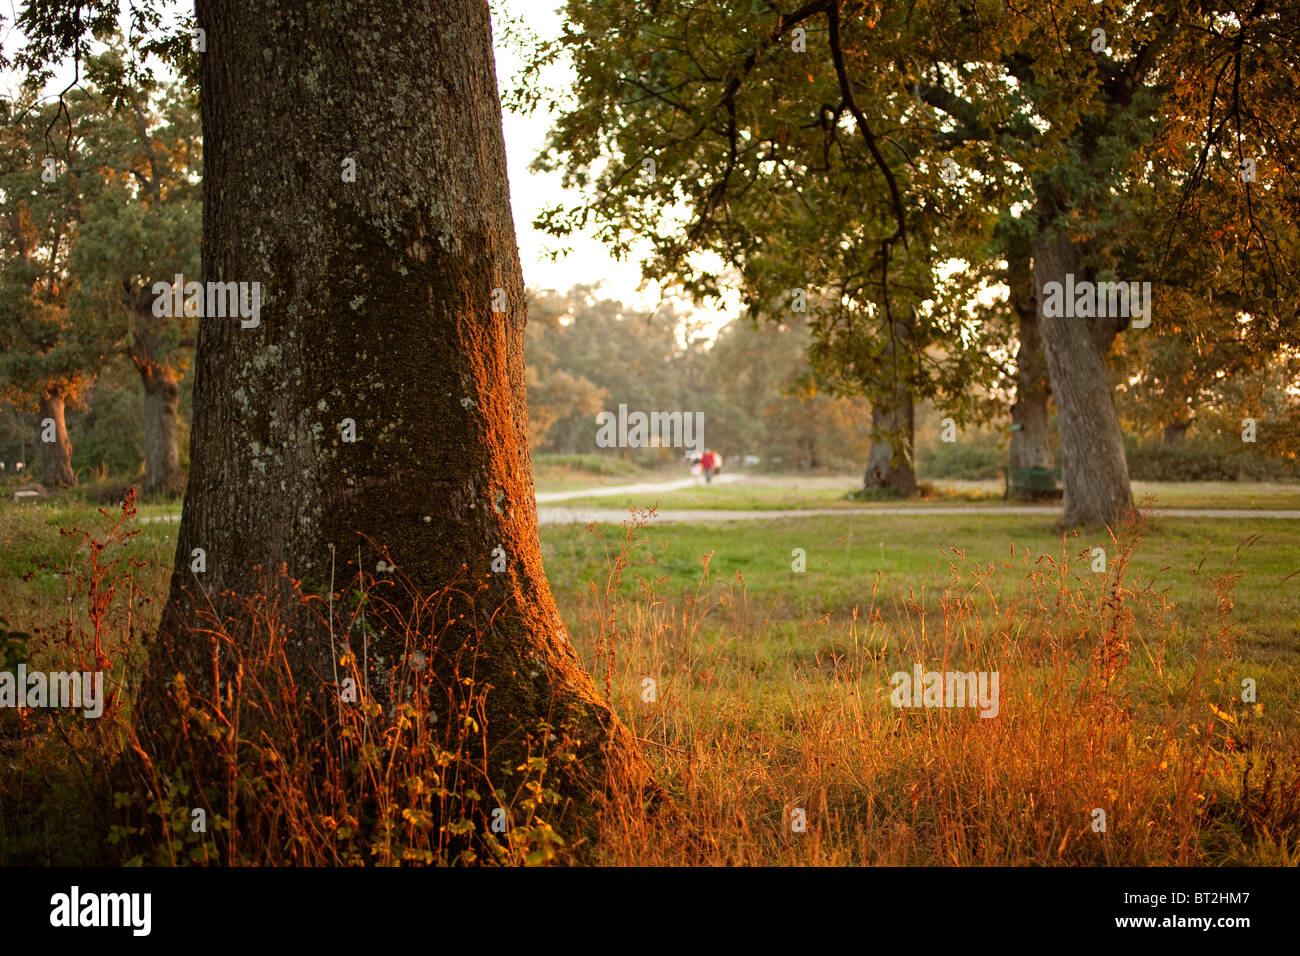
[
  {"left": 543, "top": 511, "right": 1299, "bottom": 629},
  {"left": 6, "top": 492, "right": 1297, "bottom": 653},
  {"left": 548, "top": 476, "right": 1300, "bottom": 511},
  {"left": 1128, "top": 480, "right": 1300, "bottom": 509},
  {"left": 549, "top": 508, "right": 1300, "bottom": 864},
  {"left": 2, "top": 494, "right": 1297, "bottom": 865},
  {"left": 0, "top": 498, "right": 177, "bottom": 584},
  {"left": 542, "top": 511, "right": 1300, "bottom": 732}
]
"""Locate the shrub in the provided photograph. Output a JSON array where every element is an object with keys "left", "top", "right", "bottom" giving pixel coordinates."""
[
  {"left": 1126, "top": 438, "right": 1300, "bottom": 482},
  {"left": 533, "top": 453, "right": 641, "bottom": 477},
  {"left": 918, "top": 432, "right": 1007, "bottom": 480}
]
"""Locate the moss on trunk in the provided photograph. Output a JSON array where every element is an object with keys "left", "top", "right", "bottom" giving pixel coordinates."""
[{"left": 137, "top": 0, "right": 652, "bottom": 852}]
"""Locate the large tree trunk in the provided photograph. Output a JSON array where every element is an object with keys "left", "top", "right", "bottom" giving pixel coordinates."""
[
  {"left": 1007, "top": 246, "right": 1053, "bottom": 491},
  {"left": 1032, "top": 224, "right": 1135, "bottom": 526},
  {"left": 139, "top": 361, "right": 183, "bottom": 493},
  {"left": 863, "top": 391, "right": 918, "bottom": 496},
  {"left": 38, "top": 387, "right": 75, "bottom": 488},
  {"left": 141, "top": 0, "right": 648, "bottom": 836}
]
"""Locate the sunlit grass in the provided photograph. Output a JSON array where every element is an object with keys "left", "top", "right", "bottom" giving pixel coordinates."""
[
  {"left": 562, "top": 512, "right": 1300, "bottom": 864},
  {"left": 548, "top": 476, "right": 1300, "bottom": 511},
  {"left": 1, "top": 494, "right": 1297, "bottom": 865}
]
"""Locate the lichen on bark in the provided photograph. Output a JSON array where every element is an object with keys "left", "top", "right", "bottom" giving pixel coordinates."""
[{"left": 138, "top": 0, "right": 652, "bottom": 848}]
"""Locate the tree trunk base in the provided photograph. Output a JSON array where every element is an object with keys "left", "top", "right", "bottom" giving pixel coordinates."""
[
  {"left": 38, "top": 389, "right": 76, "bottom": 488},
  {"left": 862, "top": 392, "right": 918, "bottom": 498}
]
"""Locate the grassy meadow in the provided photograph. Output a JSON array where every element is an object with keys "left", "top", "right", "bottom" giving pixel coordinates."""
[
  {"left": 547, "top": 473, "right": 1300, "bottom": 511},
  {"left": 2, "top": 472, "right": 1297, "bottom": 865}
]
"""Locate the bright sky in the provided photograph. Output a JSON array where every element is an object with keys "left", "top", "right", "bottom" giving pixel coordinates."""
[
  {"left": 491, "top": 0, "right": 737, "bottom": 337},
  {"left": 492, "top": 3, "right": 636, "bottom": 297}
]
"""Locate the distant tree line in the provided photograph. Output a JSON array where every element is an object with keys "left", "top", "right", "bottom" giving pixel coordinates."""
[{"left": 526, "top": 286, "right": 875, "bottom": 470}]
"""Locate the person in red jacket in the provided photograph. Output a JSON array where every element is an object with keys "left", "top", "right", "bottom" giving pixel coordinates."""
[{"left": 699, "top": 449, "right": 717, "bottom": 483}]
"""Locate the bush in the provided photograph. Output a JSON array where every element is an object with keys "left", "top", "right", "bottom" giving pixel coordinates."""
[
  {"left": 532, "top": 453, "right": 641, "bottom": 477},
  {"left": 918, "top": 433, "right": 1006, "bottom": 480},
  {"left": 1126, "top": 438, "right": 1300, "bottom": 482}
]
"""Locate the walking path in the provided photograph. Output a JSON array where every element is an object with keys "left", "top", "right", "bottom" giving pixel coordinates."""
[
  {"left": 535, "top": 472, "right": 742, "bottom": 502},
  {"left": 140, "top": 473, "right": 1300, "bottom": 525}
]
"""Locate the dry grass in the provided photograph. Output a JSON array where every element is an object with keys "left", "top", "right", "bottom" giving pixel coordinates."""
[
  {"left": 577, "top": 512, "right": 1300, "bottom": 865},
  {"left": 1, "top": 499, "right": 1297, "bottom": 865}
]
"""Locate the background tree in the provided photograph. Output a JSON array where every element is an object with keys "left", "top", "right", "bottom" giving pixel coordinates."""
[
  {"left": 996, "top": 223, "right": 1055, "bottom": 483},
  {"left": 888, "top": 0, "right": 1300, "bottom": 523},
  {"left": 523, "top": 287, "right": 879, "bottom": 470},
  {"left": 0, "top": 90, "right": 98, "bottom": 487},
  {"left": 527, "top": 0, "right": 1300, "bottom": 524},
  {"left": 704, "top": 313, "right": 874, "bottom": 469},
  {"left": 523, "top": 0, "right": 1008, "bottom": 498},
  {"left": 525, "top": 289, "right": 610, "bottom": 449},
  {"left": 66, "top": 49, "right": 201, "bottom": 493},
  {"left": 1117, "top": 294, "right": 1258, "bottom": 445},
  {"left": 525, "top": 286, "right": 694, "bottom": 455}
]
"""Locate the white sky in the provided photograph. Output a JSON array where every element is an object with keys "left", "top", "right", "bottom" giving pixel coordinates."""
[
  {"left": 491, "top": 0, "right": 737, "bottom": 337},
  {"left": 492, "top": 2, "right": 640, "bottom": 299}
]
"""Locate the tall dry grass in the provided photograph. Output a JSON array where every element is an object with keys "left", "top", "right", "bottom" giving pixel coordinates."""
[
  {"left": 3, "top": 498, "right": 1297, "bottom": 865},
  {"left": 578, "top": 512, "right": 1299, "bottom": 865}
]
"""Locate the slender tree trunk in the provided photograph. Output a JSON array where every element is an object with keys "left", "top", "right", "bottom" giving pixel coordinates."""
[
  {"left": 861, "top": 310, "right": 918, "bottom": 496},
  {"left": 139, "top": 362, "right": 183, "bottom": 493},
  {"left": 1009, "top": 315, "right": 1052, "bottom": 470},
  {"left": 38, "top": 387, "right": 75, "bottom": 488},
  {"left": 863, "top": 391, "right": 917, "bottom": 496},
  {"left": 1008, "top": 246, "right": 1053, "bottom": 494},
  {"left": 126, "top": 280, "right": 187, "bottom": 496},
  {"left": 562, "top": 417, "right": 581, "bottom": 454},
  {"left": 1032, "top": 222, "right": 1135, "bottom": 526},
  {"left": 142, "top": 0, "right": 648, "bottom": 831}
]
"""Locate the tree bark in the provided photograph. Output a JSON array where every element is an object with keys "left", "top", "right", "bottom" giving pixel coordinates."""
[
  {"left": 1008, "top": 246, "right": 1053, "bottom": 491},
  {"left": 142, "top": 0, "right": 648, "bottom": 832},
  {"left": 1032, "top": 223, "right": 1135, "bottom": 526},
  {"left": 138, "top": 361, "right": 184, "bottom": 493},
  {"left": 860, "top": 307, "right": 919, "bottom": 497},
  {"left": 38, "top": 387, "right": 75, "bottom": 488},
  {"left": 863, "top": 390, "right": 918, "bottom": 496}
]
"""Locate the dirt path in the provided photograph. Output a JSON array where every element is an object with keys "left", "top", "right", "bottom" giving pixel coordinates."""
[
  {"left": 140, "top": 471, "right": 1300, "bottom": 525},
  {"left": 142, "top": 473, "right": 746, "bottom": 523},
  {"left": 535, "top": 472, "right": 742, "bottom": 502}
]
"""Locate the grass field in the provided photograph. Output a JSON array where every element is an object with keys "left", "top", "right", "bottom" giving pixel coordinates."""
[
  {"left": 1, "top": 484, "right": 1298, "bottom": 865},
  {"left": 548, "top": 508, "right": 1300, "bottom": 864},
  {"left": 543, "top": 473, "right": 1300, "bottom": 511}
]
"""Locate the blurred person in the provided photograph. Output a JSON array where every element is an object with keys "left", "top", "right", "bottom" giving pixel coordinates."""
[{"left": 700, "top": 448, "right": 717, "bottom": 484}]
